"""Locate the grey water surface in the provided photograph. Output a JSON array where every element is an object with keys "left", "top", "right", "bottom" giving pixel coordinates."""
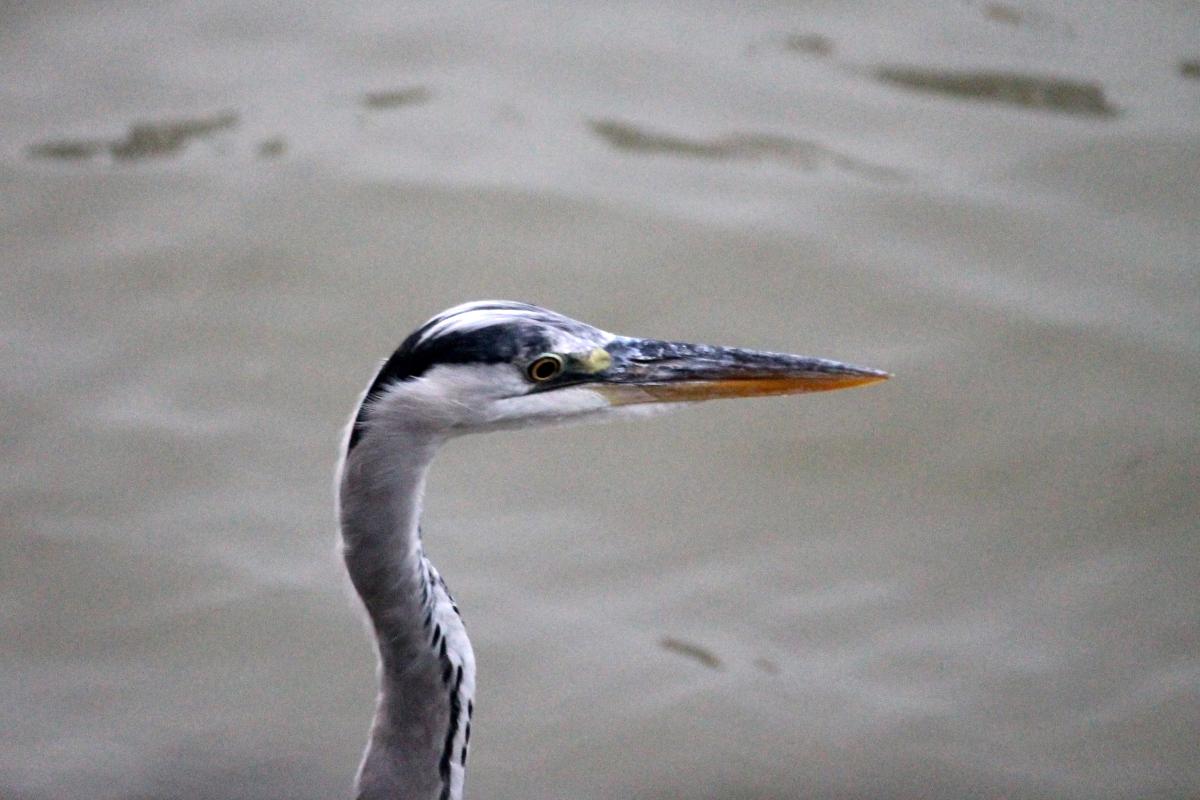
[{"left": 3, "top": 2, "right": 1198, "bottom": 798}]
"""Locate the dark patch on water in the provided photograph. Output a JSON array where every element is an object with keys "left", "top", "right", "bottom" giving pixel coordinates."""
[
  {"left": 660, "top": 636, "right": 722, "bottom": 670},
  {"left": 1180, "top": 60, "right": 1200, "bottom": 80},
  {"left": 746, "top": 33, "right": 833, "bottom": 58},
  {"left": 983, "top": 3, "right": 1024, "bottom": 25},
  {"left": 28, "top": 111, "right": 239, "bottom": 162},
  {"left": 874, "top": 68, "right": 1118, "bottom": 117},
  {"left": 257, "top": 136, "right": 287, "bottom": 159},
  {"left": 26, "top": 138, "right": 106, "bottom": 160},
  {"left": 110, "top": 112, "right": 239, "bottom": 159},
  {"left": 753, "top": 657, "right": 781, "bottom": 675},
  {"left": 591, "top": 119, "right": 735, "bottom": 159},
  {"left": 362, "top": 87, "right": 431, "bottom": 109},
  {"left": 782, "top": 33, "right": 834, "bottom": 56},
  {"left": 589, "top": 119, "right": 899, "bottom": 179}
]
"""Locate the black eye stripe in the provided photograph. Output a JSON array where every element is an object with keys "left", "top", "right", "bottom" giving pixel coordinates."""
[{"left": 347, "top": 303, "right": 603, "bottom": 453}]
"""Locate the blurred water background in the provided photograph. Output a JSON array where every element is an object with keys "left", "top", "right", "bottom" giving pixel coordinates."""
[{"left": 3, "top": 2, "right": 1198, "bottom": 798}]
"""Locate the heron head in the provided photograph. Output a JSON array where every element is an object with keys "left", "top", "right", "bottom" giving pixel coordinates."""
[{"left": 346, "top": 301, "right": 888, "bottom": 449}]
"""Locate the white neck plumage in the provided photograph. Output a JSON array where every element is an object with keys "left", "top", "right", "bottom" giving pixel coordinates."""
[{"left": 338, "top": 425, "right": 475, "bottom": 800}]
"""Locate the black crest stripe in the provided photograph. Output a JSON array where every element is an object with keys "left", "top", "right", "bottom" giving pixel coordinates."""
[{"left": 345, "top": 301, "right": 591, "bottom": 453}]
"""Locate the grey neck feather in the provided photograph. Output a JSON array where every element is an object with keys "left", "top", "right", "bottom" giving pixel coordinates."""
[{"left": 339, "top": 426, "right": 474, "bottom": 800}]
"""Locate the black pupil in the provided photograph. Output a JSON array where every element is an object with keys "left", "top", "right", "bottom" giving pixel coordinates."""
[{"left": 531, "top": 358, "right": 558, "bottom": 380}]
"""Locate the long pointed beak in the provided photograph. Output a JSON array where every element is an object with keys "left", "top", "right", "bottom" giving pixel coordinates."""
[{"left": 587, "top": 338, "right": 889, "bottom": 405}]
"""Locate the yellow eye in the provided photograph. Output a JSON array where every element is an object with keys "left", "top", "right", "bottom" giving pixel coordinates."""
[{"left": 527, "top": 354, "right": 564, "bottom": 382}]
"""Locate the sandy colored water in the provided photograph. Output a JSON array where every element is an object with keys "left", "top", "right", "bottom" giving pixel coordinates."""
[{"left": 2, "top": 2, "right": 1198, "bottom": 798}]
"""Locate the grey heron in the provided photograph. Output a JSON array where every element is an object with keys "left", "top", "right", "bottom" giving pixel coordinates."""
[{"left": 336, "top": 301, "right": 888, "bottom": 800}]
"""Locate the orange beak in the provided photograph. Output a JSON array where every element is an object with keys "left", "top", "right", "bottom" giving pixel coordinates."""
[{"left": 580, "top": 338, "right": 889, "bottom": 406}]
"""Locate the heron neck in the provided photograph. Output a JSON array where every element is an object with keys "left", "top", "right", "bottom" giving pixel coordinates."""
[
  {"left": 339, "top": 427, "right": 457, "bottom": 799},
  {"left": 339, "top": 427, "right": 442, "bottom": 665}
]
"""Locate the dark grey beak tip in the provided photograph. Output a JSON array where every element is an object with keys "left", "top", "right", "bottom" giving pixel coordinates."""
[{"left": 823, "top": 362, "right": 891, "bottom": 380}]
